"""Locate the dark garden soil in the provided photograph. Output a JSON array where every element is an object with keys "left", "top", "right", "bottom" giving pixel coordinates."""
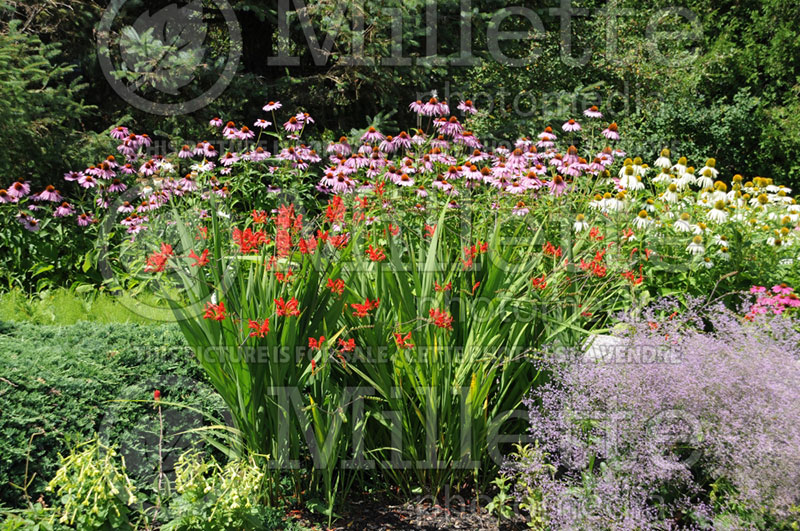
[{"left": 287, "top": 494, "right": 528, "bottom": 530}]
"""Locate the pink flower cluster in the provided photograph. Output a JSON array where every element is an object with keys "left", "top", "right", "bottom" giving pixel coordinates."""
[{"left": 747, "top": 283, "right": 800, "bottom": 317}]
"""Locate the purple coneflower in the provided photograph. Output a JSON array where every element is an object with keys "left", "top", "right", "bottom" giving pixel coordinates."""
[
  {"left": 0, "top": 189, "right": 12, "bottom": 203},
  {"left": 582, "top": 105, "right": 602, "bottom": 118},
  {"left": 601, "top": 122, "right": 620, "bottom": 140},
  {"left": 457, "top": 99, "right": 477, "bottom": 115},
  {"left": 178, "top": 145, "right": 194, "bottom": 159},
  {"left": 547, "top": 175, "right": 568, "bottom": 196},
  {"left": 77, "top": 213, "right": 95, "bottom": 227},
  {"left": 54, "top": 202, "right": 75, "bottom": 217},
  {"left": 34, "top": 185, "right": 62, "bottom": 202},
  {"left": 254, "top": 119, "right": 271, "bottom": 129},
  {"left": 237, "top": 125, "right": 255, "bottom": 140},
  {"left": 263, "top": 101, "right": 281, "bottom": 112},
  {"left": 110, "top": 126, "right": 129, "bottom": 140},
  {"left": 77, "top": 174, "right": 97, "bottom": 189},
  {"left": 562, "top": 119, "right": 581, "bottom": 132},
  {"left": 220, "top": 152, "right": 240, "bottom": 166},
  {"left": 209, "top": 117, "right": 223, "bottom": 127},
  {"left": 17, "top": 213, "right": 40, "bottom": 232},
  {"left": 361, "top": 126, "right": 384, "bottom": 143},
  {"left": 139, "top": 160, "right": 156, "bottom": 176},
  {"left": 109, "top": 178, "right": 127, "bottom": 193},
  {"left": 283, "top": 116, "right": 303, "bottom": 133},
  {"left": 512, "top": 201, "right": 529, "bottom": 216}
]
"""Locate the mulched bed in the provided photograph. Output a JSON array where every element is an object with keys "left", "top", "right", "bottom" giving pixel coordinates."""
[{"left": 287, "top": 494, "right": 528, "bottom": 530}]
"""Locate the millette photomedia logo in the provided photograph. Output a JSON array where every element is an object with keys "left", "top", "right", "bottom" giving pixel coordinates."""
[{"left": 97, "top": 0, "right": 242, "bottom": 116}]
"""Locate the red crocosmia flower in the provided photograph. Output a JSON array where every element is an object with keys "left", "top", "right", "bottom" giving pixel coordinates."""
[
  {"left": 579, "top": 249, "right": 608, "bottom": 278},
  {"left": 203, "top": 301, "right": 226, "bottom": 321},
  {"left": 233, "top": 227, "right": 268, "bottom": 254},
  {"left": 471, "top": 281, "right": 481, "bottom": 294},
  {"left": 189, "top": 248, "right": 209, "bottom": 267},
  {"left": 317, "top": 230, "right": 330, "bottom": 243},
  {"left": 531, "top": 274, "right": 547, "bottom": 290},
  {"left": 252, "top": 209, "right": 268, "bottom": 224},
  {"left": 588, "top": 227, "right": 603, "bottom": 241},
  {"left": 429, "top": 308, "right": 454, "bottom": 330},
  {"left": 310, "top": 359, "right": 317, "bottom": 373},
  {"left": 338, "top": 338, "right": 356, "bottom": 352},
  {"left": 275, "top": 297, "right": 300, "bottom": 317},
  {"left": 394, "top": 332, "right": 414, "bottom": 349},
  {"left": 275, "top": 229, "right": 292, "bottom": 257},
  {"left": 581, "top": 311, "right": 593, "bottom": 317},
  {"left": 366, "top": 244, "right": 386, "bottom": 262},
  {"left": 299, "top": 236, "right": 317, "bottom": 255},
  {"left": 351, "top": 298, "right": 379, "bottom": 318},
  {"left": 308, "top": 336, "right": 325, "bottom": 350},
  {"left": 463, "top": 241, "right": 488, "bottom": 261},
  {"left": 434, "top": 281, "right": 452, "bottom": 292},
  {"left": 248, "top": 318, "right": 270, "bottom": 338},
  {"left": 621, "top": 228, "right": 635, "bottom": 241},
  {"left": 145, "top": 243, "right": 174, "bottom": 273},
  {"left": 196, "top": 226, "right": 208, "bottom": 240},
  {"left": 327, "top": 278, "right": 345, "bottom": 295},
  {"left": 542, "top": 241, "right": 562, "bottom": 258},
  {"left": 621, "top": 265, "right": 643, "bottom": 286},
  {"left": 387, "top": 223, "right": 400, "bottom": 236},
  {"left": 424, "top": 224, "right": 436, "bottom": 238},
  {"left": 153, "top": 390, "right": 161, "bottom": 401},
  {"left": 355, "top": 196, "right": 369, "bottom": 209},
  {"left": 375, "top": 181, "right": 385, "bottom": 197},
  {"left": 326, "top": 196, "right": 346, "bottom": 223},
  {"left": 330, "top": 234, "right": 349, "bottom": 248},
  {"left": 275, "top": 270, "right": 294, "bottom": 283},
  {"left": 276, "top": 204, "right": 302, "bottom": 231}
]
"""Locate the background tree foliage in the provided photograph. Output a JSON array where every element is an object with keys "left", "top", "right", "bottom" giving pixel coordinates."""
[{"left": 1, "top": 0, "right": 798, "bottom": 187}]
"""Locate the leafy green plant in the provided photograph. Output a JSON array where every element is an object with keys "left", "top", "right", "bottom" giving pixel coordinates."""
[{"left": 45, "top": 439, "right": 137, "bottom": 530}]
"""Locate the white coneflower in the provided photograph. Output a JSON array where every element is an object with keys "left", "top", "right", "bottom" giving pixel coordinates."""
[
  {"left": 686, "top": 235, "right": 705, "bottom": 255},
  {"left": 631, "top": 157, "right": 648, "bottom": 177},
  {"left": 605, "top": 192, "right": 626, "bottom": 212},
  {"left": 642, "top": 198, "right": 656, "bottom": 212},
  {"left": 696, "top": 169, "right": 715, "bottom": 190},
  {"left": 618, "top": 159, "right": 634, "bottom": 179},
  {"left": 633, "top": 209, "right": 652, "bottom": 229},
  {"left": 573, "top": 213, "right": 589, "bottom": 232},
  {"left": 677, "top": 167, "right": 697, "bottom": 188},
  {"left": 662, "top": 182, "right": 679, "bottom": 203},
  {"left": 654, "top": 149, "right": 671, "bottom": 169},
  {"left": 653, "top": 168, "right": 673, "bottom": 185},
  {"left": 707, "top": 201, "right": 729, "bottom": 223},
  {"left": 671, "top": 156, "right": 687, "bottom": 174},
  {"left": 589, "top": 193, "right": 604, "bottom": 211},
  {"left": 716, "top": 247, "right": 730, "bottom": 261},
  {"left": 701, "top": 257, "right": 714, "bottom": 268},
  {"left": 750, "top": 193, "right": 770, "bottom": 208},
  {"left": 619, "top": 165, "right": 637, "bottom": 189},
  {"left": 713, "top": 234, "right": 730, "bottom": 247},
  {"left": 698, "top": 158, "right": 719, "bottom": 180},
  {"left": 674, "top": 212, "right": 692, "bottom": 232},
  {"left": 691, "top": 222, "right": 709, "bottom": 235}
]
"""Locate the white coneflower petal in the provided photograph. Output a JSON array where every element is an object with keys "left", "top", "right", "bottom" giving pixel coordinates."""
[{"left": 686, "top": 235, "right": 705, "bottom": 255}]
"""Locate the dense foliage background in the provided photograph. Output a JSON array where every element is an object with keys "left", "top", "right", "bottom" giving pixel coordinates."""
[{"left": 1, "top": 0, "right": 798, "bottom": 189}]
